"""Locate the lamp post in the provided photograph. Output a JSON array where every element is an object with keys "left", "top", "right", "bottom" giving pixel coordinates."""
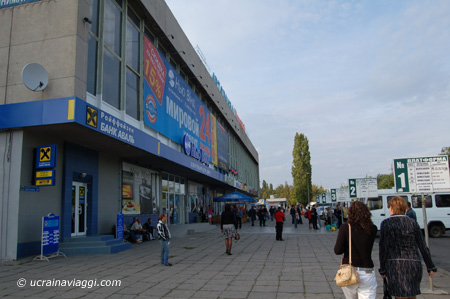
[{"left": 307, "top": 173, "right": 310, "bottom": 204}]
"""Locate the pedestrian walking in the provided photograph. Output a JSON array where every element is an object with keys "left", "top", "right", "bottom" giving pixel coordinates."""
[
  {"left": 157, "top": 213, "right": 172, "bottom": 266},
  {"left": 221, "top": 204, "right": 238, "bottom": 255},
  {"left": 208, "top": 205, "right": 213, "bottom": 225},
  {"left": 311, "top": 204, "right": 318, "bottom": 230},
  {"left": 334, "top": 201, "right": 377, "bottom": 299},
  {"left": 248, "top": 205, "right": 256, "bottom": 226},
  {"left": 290, "top": 205, "right": 295, "bottom": 224},
  {"left": 306, "top": 207, "right": 312, "bottom": 229},
  {"left": 405, "top": 201, "right": 417, "bottom": 222},
  {"left": 379, "top": 196, "right": 436, "bottom": 298},
  {"left": 296, "top": 205, "right": 303, "bottom": 224},
  {"left": 258, "top": 206, "right": 267, "bottom": 226},
  {"left": 236, "top": 207, "right": 243, "bottom": 229},
  {"left": 275, "top": 207, "right": 285, "bottom": 241}
]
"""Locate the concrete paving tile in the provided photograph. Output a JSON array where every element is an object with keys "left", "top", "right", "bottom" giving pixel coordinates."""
[
  {"left": 193, "top": 290, "right": 222, "bottom": 298},
  {"left": 252, "top": 285, "right": 278, "bottom": 293},
  {"left": 200, "top": 283, "right": 228, "bottom": 292},
  {"left": 163, "top": 289, "right": 197, "bottom": 298},
  {"left": 304, "top": 285, "right": 333, "bottom": 294},
  {"left": 218, "top": 290, "right": 249, "bottom": 298},
  {"left": 247, "top": 291, "right": 278, "bottom": 299},
  {"left": 226, "top": 283, "right": 254, "bottom": 292}
]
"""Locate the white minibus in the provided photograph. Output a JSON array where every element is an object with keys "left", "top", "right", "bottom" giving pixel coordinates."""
[{"left": 364, "top": 189, "right": 450, "bottom": 238}]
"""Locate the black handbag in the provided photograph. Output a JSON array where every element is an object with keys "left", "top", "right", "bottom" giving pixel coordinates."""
[
  {"left": 383, "top": 278, "right": 392, "bottom": 299},
  {"left": 235, "top": 232, "right": 240, "bottom": 241}
]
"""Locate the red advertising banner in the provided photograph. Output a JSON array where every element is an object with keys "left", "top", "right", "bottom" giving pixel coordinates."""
[{"left": 144, "top": 36, "right": 166, "bottom": 105}]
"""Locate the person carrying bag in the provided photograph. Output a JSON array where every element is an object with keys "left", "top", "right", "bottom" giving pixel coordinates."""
[
  {"left": 335, "top": 223, "right": 360, "bottom": 287},
  {"left": 334, "top": 201, "right": 377, "bottom": 299}
]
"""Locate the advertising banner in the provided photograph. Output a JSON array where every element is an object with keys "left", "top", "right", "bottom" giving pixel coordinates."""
[
  {"left": 211, "top": 114, "right": 218, "bottom": 165},
  {"left": 216, "top": 121, "right": 229, "bottom": 171},
  {"left": 143, "top": 36, "right": 212, "bottom": 162},
  {"left": 122, "top": 162, "right": 157, "bottom": 215}
]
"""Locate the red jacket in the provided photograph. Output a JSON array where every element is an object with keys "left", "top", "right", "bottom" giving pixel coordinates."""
[{"left": 275, "top": 211, "right": 285, "bottom": 222}]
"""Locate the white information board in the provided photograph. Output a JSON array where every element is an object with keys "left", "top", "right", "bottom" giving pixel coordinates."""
[
  {"left": 393, "top": 155, "right": 450, "bottom": 193},
  {"left": 349, "top": 178, "right": 378, "bottom": 198},
  {"left": 336, "top": 187, "right": 351, "bottom": 202}
]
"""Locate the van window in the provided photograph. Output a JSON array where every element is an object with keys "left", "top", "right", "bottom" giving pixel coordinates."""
[
  {"left": 436, "top": 194, "right": 450, "bottom": 207},
  {"left": 387, "top": 195, "right": 408, "bottom": 206},
  {"left": 411, "top": 195, "right": 432, "bottom": 208},
  {"left": 367, "top": 196, "right": 382, "bottom": 210}
]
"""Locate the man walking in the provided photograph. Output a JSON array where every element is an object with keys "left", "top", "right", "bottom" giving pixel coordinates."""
[
  {"left": 406, "top": 202, "right": 417, "bottom": 222},
  {"left": 248, "top": 206, "right": 257, "bottom": 226}
]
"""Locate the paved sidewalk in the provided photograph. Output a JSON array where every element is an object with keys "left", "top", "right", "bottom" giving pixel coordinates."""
[{"left": 1, "top": 219, "right": 449, "bottom": 298}]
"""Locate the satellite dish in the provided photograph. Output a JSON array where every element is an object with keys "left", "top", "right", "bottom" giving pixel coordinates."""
[{"left": 22, "top": 63, "right": 48, "bottom": 92}]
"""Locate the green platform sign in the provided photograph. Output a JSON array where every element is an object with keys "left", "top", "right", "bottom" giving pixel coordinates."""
[{"left": 393, "top": 155, "right": 450, "bottom": 193}]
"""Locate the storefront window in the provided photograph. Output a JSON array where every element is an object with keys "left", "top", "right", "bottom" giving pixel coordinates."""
[
  {"left": 162, "top": 173, "right": 186, "bottom": 225},
  {"left": 121, "top": 162, "right": 159, "bottom": 215}
]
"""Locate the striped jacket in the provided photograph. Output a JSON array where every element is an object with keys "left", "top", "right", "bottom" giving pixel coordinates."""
[{"left": 157, "top": 220, "right": 171, "bottom": 241}]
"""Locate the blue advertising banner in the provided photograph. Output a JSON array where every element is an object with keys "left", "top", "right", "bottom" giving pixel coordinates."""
[
  {"left": 143, "top": 36, "right": 212, "bottom": 163},
  {"left": 0, "top": 0, "right": 40, "bottom": 9},
  {"left": 216, "top": 121, "right": 229, "bottom": 171},
  {"left": 116, "top": 213, "right": 124, "bottom": 240},
  {"left": 42, "top": 213, "right": 59, "bottom": 255}
]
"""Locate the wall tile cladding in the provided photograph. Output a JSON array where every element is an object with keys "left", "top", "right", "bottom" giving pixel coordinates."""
[{"left": 3, "top": 0, "right": 79, "bottom": 104}]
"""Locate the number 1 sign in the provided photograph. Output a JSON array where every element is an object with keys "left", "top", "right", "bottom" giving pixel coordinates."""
[{"left": 393, "top": 156, "right": 450, "bottom": 193}]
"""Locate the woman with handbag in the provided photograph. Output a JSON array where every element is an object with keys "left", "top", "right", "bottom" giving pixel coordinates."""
[
  {"left": 379, "top": 196, "right": 436, "bottom": 299},
  {"left": 221, "top": 204, "right": 238, "bottom": 255},
  {"left": 334, "top": 201, "right": 377, "bottom": 299}
]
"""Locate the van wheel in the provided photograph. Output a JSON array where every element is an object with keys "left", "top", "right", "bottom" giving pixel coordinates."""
[{"left": 429, "top": 224, "right": 442, "bottom": 238}]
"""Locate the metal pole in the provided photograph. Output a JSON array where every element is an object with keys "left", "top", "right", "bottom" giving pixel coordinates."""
[{"left": 421, "top": 193, "right": 433, "bottom": 292}]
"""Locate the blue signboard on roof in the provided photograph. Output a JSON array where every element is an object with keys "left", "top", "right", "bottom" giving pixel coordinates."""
[
  {"left": 0, "top": 97, "right": 224, "bottom": 183},
  {"left": 0, "top": 0, "right": 41, "bottom": 9}
]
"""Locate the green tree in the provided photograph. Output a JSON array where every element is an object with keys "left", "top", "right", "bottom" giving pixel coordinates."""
[
  {"left": 274, "top": 182, "right": 295, "bottom": 205},
  {"left": 260, "top": 180, "right": 270, "bottom": 199},
  {"left": 292, "top": 133, "right": 312, "bottom": 206},
  {"left": 377, "top": 173, "right": 394, "bottom": 189}
]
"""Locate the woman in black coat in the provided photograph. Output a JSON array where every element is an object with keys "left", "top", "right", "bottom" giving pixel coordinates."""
[{"left": 379, "top": 196, "right": 437, "bottom": 299}]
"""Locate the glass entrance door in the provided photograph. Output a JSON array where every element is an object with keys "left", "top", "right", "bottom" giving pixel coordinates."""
[{"left": 71, "top": 182, "right": 87, "bottom": 236}]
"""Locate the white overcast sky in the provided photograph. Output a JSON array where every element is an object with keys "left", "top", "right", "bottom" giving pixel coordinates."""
[{"left": 165, "top": 0, "right": 450, "bottom": 189}]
